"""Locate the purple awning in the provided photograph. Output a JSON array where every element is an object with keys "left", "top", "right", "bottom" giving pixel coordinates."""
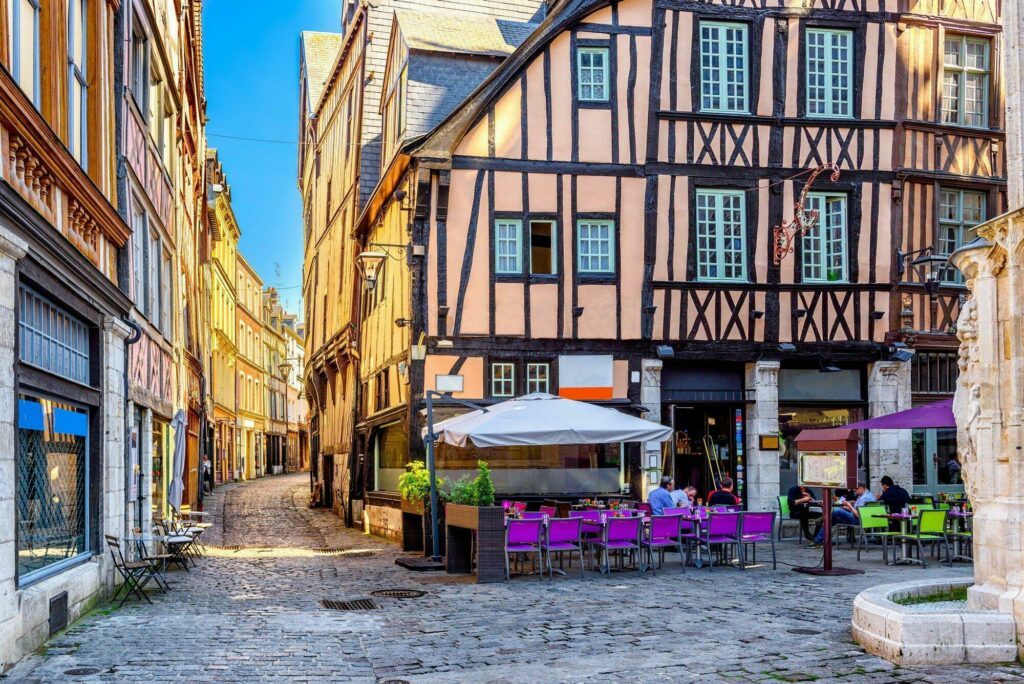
[{"left": 843, "top": 398, "right": 956, "bottom": 430}]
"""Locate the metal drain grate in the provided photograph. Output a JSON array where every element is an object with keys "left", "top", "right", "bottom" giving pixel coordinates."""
[
  {"left": 64, "top": 667, "right": 102, "bottom": 676},
  {"left": 320, "top": 598, "right": 378, "bottom": 611},
  {"left": 371, "top": 589, "right": 426, "bottom": 599},
  {"left": 210, "top": 544, "right": 242, "bottom": 551},
  {"left": 786, "top": 628, "right": 819, "bottom": 635}
]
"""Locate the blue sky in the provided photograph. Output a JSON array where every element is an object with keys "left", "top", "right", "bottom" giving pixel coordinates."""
[{"left": 204, "top": 0, "right": 340, "bottom": 317}]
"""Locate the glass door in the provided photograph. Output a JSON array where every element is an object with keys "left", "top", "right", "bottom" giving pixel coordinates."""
[{"left": 912, "top": 427, "right": 963, "bottom": 496}]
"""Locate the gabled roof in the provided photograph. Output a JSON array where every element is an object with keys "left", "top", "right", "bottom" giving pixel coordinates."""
[
  {"left": 393, "top": 9, "right": 538, "bottom": 58},
  {"left": 407, "top": 0, "right": 610, "bottom": 160},
  {"left": 300, "top": 31, "right": 344, "bottom": 113}
]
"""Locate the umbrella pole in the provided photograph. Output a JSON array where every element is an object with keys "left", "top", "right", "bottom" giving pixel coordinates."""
[{"left": 426, "top": 392, "right": 440, "bottom": 562}]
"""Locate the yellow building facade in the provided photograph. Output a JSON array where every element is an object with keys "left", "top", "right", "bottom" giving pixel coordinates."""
[{"left": 236, "top": 254, "right": 266, "bottom": 480}]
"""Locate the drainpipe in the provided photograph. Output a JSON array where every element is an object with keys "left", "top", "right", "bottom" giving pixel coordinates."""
[{"left": 122, "top": 317, "right": 142, "bottom": 541}]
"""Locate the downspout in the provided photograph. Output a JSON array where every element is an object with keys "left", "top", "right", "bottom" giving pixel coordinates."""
[{"left": 121, "top": 317, "right": 142, "bottom": 541}]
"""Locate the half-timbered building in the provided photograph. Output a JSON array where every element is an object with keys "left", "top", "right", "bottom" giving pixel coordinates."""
[{"left": 350, "top": 0, "right": 1004, "bottom": 538}]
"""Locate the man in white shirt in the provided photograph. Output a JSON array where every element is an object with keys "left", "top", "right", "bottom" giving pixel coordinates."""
[{"left": 810, "top": 483, "right": 875, "bottom": 547}]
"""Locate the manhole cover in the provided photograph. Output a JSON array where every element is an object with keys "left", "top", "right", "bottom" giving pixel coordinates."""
[
  {"left": 786, "top": 628, "right": 819, "bottom": 635},
  {"left": 64, "top": 667, "right": 102, "bottom": 676},
  {"left": 379, "top": 680, "right": 410, "bottom": 684},
  {"left": 320, "top": 598, "right": 378, "bottom": 611},
  {"left": 371, "top": 589, "right": 426, "bottom": 599}
]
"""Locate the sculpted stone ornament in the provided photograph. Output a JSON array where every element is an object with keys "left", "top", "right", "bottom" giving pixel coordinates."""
[{"left": 955, "top": 296, "right": 978, "bottom": 373}]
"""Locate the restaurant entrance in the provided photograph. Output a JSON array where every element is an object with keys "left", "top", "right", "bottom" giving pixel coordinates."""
[{"left": 667, "top": 404, "right": 745, "bottom": 500}]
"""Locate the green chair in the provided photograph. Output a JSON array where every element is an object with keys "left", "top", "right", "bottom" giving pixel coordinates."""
[
  {"left": 856, "top": 504, "right": 900, "bottom": 562},
  {"left": 777, "top": 495, "right": 801, "bottom": 541},
  {"left": 946, "top": 514, "right": 973, "bottom": 562},
  {"left": 898, "top": 509, "right": 952, "bottom": 568}
]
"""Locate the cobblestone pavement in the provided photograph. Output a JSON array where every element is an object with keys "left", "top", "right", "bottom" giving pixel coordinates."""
[{"left": 6, "top": 474, "right": 1023, "bottom": 683}]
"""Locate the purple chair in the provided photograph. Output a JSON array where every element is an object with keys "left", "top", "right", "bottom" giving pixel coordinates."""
[
  {"left": 539, "top": 505, "right": 557, "bottom": 517},
  {"left": 505, "top": 518, "right": 544, "bottom": 580},
  {"left": 635, "top": 502, "right": 653, "bottom": 515},
  {"left": 512, "top": 501, "right": 528, "bottom": 515},
  {"left": 697, "top": 512, "right": 742, "bottom": 570},
  {"left": 738, "top": 512, "right": 777, "bottom": 570},
  {"left": 592, "top": 516, "right": 643, "bottom": 576},
  {"left": 542, "top": 517, "right": 584, "bottom": 579},
  {"left": 642, "top": 514, "right": 685, "bottom": 575},
  {"left": 522, "top": 511, "right": 546, "bottom": 520},
  {"left": 501, "top": 500, "right": 513, "bottom": 511}
]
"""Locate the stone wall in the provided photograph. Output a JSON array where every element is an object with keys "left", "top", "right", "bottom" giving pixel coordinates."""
[
  {"left": 365, "top": 504, "right": 403, "bottom": 543},
  {"left": 744, "top": 361, "right": 780, "bottom": 512},
  {"left": 866, "top": 361, "right": 912, "bottom": 491}
]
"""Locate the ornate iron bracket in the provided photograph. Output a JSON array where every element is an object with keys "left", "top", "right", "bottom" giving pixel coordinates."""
[{"left": 772, "top": 163, "right": 841, "bottom": 265}]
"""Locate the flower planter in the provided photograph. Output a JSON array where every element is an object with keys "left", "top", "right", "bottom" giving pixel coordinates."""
[
  {"left": 444, "top": 503, "right": 505, "bottom": 583},
  {"left": 399, "top": 499, "right": 446, "bottom": 556}
]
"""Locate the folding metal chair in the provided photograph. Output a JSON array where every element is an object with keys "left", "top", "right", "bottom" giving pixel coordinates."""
[{"left": 105, "top": 535, "right": 160, "bottom": 606}]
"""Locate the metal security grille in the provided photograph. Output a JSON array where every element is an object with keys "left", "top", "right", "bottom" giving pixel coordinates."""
[
  {"left": 911, "top": 352, "right": 958, "bottom": 395},
  {"left": 371, "top": 589, "right": 426, "bottom": 599},
  {"left": 320, "top": 599, "right": 378, "bottom": 611},
  {"left": 17, "top": 397, "right": 89, "bottom": 580},
  {"left": 19, "top": 285, "right": 90, "bottom": 384}
]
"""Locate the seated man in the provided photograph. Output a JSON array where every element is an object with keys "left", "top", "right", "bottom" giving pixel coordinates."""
[
  {"left": 877, "top": 475, "right": 911, "bottom": 513},
  {"left": 707, "top": 477, "right": 741, "bottom": 506},
  {"left": 648, "top": 476, "right": 675, "bottom": 515},
  {"left": 669, "top": 483, "right": 689, "bottom": 507},
  {"left": 787, "top": 484, "right": 822, "bottom": 542},
  {"left": 811, "top": 482, "right": 876, "bottom": 547}
]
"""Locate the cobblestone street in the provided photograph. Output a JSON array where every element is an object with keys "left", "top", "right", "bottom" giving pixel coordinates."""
[{"left": 6, "top": 474, "right": 1022, "bottom": 683}]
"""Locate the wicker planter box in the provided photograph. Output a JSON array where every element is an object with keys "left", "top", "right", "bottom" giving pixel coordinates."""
[
  {"left": 400, "top": 499, "right": 446, "bottom": 556},
  {"left": 445, "top": 503, "right": 505, "bottom": 583}
]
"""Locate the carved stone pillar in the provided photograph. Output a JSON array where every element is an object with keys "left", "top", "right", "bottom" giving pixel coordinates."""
[
  {"left": 639, "top": 358, "right": 663, "bottom": 501},
  {"left": 867, "top": 360, "right": 912, "bottom": 491},
  {"left": 744, "top": 360, "right": 780, "bottom": 512},
  {"left": 950, "top": 206, "right": 1024, "bottom": 656}
]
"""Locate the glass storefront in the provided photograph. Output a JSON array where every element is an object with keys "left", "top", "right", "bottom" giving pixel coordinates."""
[
  {"left": 778, "top": 406, "right": 866, "bottom": 494},
  {"left": 16, "top": 394, "right": 90, "bottom": 581},
  {"left": 912, "top": 427, "right": 962, "bottom": 495},
  {"left": 151, "top": 420, "right": 167, "bottom": 520},
  {"left": 374, "top": 423, "right": 410, "bottom": 492}
]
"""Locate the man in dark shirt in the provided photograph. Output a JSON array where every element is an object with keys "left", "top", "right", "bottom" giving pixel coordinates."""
[
  {"left": 787, "top": 484, "right": 822, "bottom": 542},
  {"left": 878, "top": 475, "right": 911, "bottom": 513},
  {"left": 708, "top": 477, "right": 741, "bottom": 507}
]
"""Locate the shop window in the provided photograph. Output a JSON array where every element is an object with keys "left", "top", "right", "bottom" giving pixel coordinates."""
[
  {"left": 576, "top": 220, "right": 615, "bottom": 275},
  {"left": 9, "top": 0, "right": 41, "bottom": 107},
  {"left": 16, "top": 395, "right": 90, "bottom": 583},
  {"left": 805, "top": 28, "right": 852, "bottom": 118},
  {"left": 576, "top": 47, "right": 609, "bottom": 102},
  {"left": 18, "top": 286, "right": 90, "bottom": 385},
  {"left": 695, "top": 189, "right": 747, "bottom": 282},
  {"left": 911, "top": 352, "right": 958, "bottom": 395},
  {"left": 937, "top": 188, "right": 984, "bottom": 283},
  {"left": 373, "top": 423, "right": 408, "bottom": 492},
  {"left": 801, "top": 193, "right": 847, "bottom": 283},
  {"left": 942, "top": 36, "right": 989, "bottom": 128},
  {"left": 495, "top": 219, "right": 522, "bottom": 275},
  {"left": 699, "top": 22, "right": 748, "bottom": 113},
  {"left": 526, "top": 362, "right": 550, "bottom": 394},
  {"left": 130, "top": 24, "right": 149, "bottom": 114},
  {"left": 490, "top": 362, "right": 515, "bottom": 398},
  {"left": 529, "top": 221, "right": 557, "bottom": 275}
]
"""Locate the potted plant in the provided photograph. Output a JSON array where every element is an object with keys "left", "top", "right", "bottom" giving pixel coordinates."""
[
  {"left": 398, "top": 461, "right": 447, "bottom": 555},
  {"left": 444, "top": 461, "right": 504, "bottom": 582}
]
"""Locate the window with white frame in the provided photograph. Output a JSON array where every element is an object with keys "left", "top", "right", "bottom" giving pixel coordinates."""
[
  {"left": 700, "top": 22, "right": 748, "bottom": 113},
  {"left": 9, "top": 0, "right": 41, "bottom": 107},
  {"left": 576, "top": 47, "right": 609, "bottom": 102},
  {"left": 526, "top": 363, "right": 550, "bottom": 394},
  {"left": 491, "top": 362, "right": 515, "bottom": 398},
  {"left": 577, "top": 220, "right": 615, "bottom": 275},
  {"left": 495, "top": 219, "right": 522, "bottom": 275},
  {"left": 937, "top": 188, "right": 985, "bottom": 282},
  {"left": 806, "top": 28, "right": 852, "bottom": 118},
  {"left": 801, "top": 193, "right": 847, "bottom": 282},
  {"left": 942, "top": 36, "right": 990, "bottom": 128},
  {"left": 695, "top": 190, "right": 747, "bottom": 281},
  {"left": 67, "top": 0, "right": 88, "bottom": 165}
]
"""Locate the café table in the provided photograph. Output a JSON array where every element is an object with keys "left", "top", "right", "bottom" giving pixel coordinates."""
[{"left": 883, "top": 513, "right": 919, "bottom": 566}]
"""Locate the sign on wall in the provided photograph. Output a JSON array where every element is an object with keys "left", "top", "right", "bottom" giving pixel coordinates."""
[{"left": 558, "top": 355, "right": 613, "bottom": 400}]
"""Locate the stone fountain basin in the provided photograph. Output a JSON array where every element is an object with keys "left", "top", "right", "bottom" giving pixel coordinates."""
[{"left": 852, "top": 578, "right": 1018, "bottom": 665}]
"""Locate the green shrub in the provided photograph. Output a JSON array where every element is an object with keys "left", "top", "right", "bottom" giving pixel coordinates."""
[
  {"left": 447, "top": 475, "right": 478, "bottom": 505},
  {"left": 397, "top": 461, "right": 445, "bottom": 503},
  {"left": 473, "top": 460, "right": 495, "bottom": 506}
]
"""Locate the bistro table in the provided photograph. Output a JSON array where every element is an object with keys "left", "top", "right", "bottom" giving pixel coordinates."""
[
  {"left": 883, "top": 513, "right": 919, "bottom": 566},
  {"left": 947, "top": 509, "right": 974, "bottom": 562}
]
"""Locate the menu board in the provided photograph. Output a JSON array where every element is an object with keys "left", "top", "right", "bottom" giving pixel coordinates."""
[{"left": 798, "top": 450, "right": 848, "bottom": 487}]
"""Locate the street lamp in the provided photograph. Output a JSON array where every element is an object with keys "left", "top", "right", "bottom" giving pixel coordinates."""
[{"left": 279, "top": 361, "right": 294, "bottom": 475}]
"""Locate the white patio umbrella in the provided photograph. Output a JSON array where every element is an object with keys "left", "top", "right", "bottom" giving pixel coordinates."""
[
  {"left": 168, "top": 409, "right": 187, "bottom": 512},
  {"left": 429, "top": 393, "right": 672, "bottom": 447}
]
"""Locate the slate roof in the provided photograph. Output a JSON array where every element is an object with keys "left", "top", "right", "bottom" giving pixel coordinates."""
[
  {"left": 394, "top": 9, "right": 538, "bottom": 58},
  {"left": 300, "top": 31, "right": 344, "bottom": 112}
]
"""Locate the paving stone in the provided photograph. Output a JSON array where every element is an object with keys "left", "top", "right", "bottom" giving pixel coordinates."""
[{"left": 4, "top": 474, "right": 1020, "bottom": 682}]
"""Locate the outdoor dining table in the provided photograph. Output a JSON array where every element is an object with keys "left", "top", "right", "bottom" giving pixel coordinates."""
[
  {"left": 947, "top": 510, "right": 974, "bottom": 562},
  {"left": 883, "top": 513, "right": 919, "bottom": 566}
]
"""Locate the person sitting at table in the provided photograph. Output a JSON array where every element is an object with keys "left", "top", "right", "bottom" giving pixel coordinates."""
[
  {"left": 707, "top": 477, "right": 741, "bottom": 506},
  {"left": 878, "top": 475, "right": 911, "bottom": 513},
  {"left": 810, "top": 482, "right": 876, "bottom": 547},
  {"left": 648, "top": 476, "right": 675, "bottom": 515},
  {"left": 669, "top": 483, "right": 689, "bottom": 507},
  {"left": 787, "top": 484, "right": 821, "bottom": 542}
]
